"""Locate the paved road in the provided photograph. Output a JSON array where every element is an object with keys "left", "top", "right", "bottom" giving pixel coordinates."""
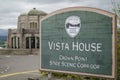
[
  {"left": 0, "top": 55, "right": 41, "bottom": 80},
  {"left": 0, "top": 55, "right": 39, "bottom": 74},
  {"left": 0, "top": 55, "right": 69, "bottom": 80}
]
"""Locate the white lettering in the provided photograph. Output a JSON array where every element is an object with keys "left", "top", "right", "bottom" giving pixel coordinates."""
[
  {"left": 48, "top": 41, "right": 102, "bottom": 52},
  {"left": 97, "top": 43, "right": 102, "bottom": 52},
  {"left": 91, "top": 43, "right": 96, "bottom": 52},
  {"left": 72, "top": 42, "right": 102, "bottom": 52},
  {"left": 79, "top": 43, "right": 84, "bottom": 51},
  {"left": 48, "top": 41, "right": 53, "bottom": 50},
  {"left": 77, "top": 63, "right": 89, "bottom": 68},
  {"left": 59, "top": 55, "right": 74, "bottom": 61},
  {"left": 48, "top": 41, "right": 69, "bottom": 51},
  {"left": 56, "top": 42, "right": 60, "bottom": 50},
  {"left": 72, "top": 42, "right": 79, "bottom": 51},
  {"left": 75, "top": 56, "right": 87, "bottom": 62},
  {"left": 84, "top": 43, "right": 90, "bottom": 51},
  {"left": 61, "top": 61, "right": 76, "bottom": 68}
]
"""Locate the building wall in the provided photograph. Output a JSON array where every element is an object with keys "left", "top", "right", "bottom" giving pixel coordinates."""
[
  {"left": 6, "top": 8, "right": 47, "bottom": 54},
  {"left": 18, "top": 15, "right": 41, "bottom": 30},
  {"left": 7, "top": 14, "right": 43, "bottom": 49}
]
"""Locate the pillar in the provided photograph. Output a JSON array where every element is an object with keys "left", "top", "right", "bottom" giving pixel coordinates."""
[
  {"left": 35, "top": 37, "right": 37, "bottom": 49},
  {"left": 13, "top": 37, "right": 15, "bottom": 48},
  {"left": 18, "top": 37, "right": 20, "bottom": 48},
  {"left": 16, "top": 37, "right": 18, "bottom": 48},
  {"left": 15, "top": 36, "right": 16, "bottom": 48}
]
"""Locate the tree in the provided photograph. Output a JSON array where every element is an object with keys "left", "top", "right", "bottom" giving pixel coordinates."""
[
  {"left": 111, "top": 0, "right": 120, "bottom": 16},
  {"left": 111, "top": 0, "right": 120, "bottom": 28}
]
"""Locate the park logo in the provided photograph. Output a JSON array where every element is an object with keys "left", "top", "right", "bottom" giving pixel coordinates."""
[{"left": 65, "top": 16, "right": 81, "bottom": 38}]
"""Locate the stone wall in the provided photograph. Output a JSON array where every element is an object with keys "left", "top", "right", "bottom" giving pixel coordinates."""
[{"left": 0, "top": 48, "right": 39, "bottom": 55}]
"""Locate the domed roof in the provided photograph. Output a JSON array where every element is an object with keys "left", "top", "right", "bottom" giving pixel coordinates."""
[
  {"left": 20, "top": 13, "right": 27, "bottom": 16},
  {"left": 28, "top": 8, "right": 47, "bottom": 16}
]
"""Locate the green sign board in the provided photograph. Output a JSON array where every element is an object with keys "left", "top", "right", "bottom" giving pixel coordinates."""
[{"left": 40, "top": 7, "right": 116, "bottom": 78}]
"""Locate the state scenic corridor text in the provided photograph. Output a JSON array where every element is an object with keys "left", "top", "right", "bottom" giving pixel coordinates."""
[
  {"left": 49, "top": 55, "right": 100, "bottom": 70},
  {"left": 49, "top": 60, "right": 100, "bottom": 70}
]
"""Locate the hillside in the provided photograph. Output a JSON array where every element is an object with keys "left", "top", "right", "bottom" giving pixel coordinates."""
[
  {"left": 0, "top": 36, "right": 7, "bottom": 41},
  {"left": 0, "top": 29, "right": 8, "bottom": 36},
  {"left": 0, "top": 29, "right": 8, "bottom": 41}
]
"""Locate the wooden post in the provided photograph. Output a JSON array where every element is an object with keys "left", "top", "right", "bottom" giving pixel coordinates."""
[{"left": 48, "top": 72, "right": 52, "bottom": 80}]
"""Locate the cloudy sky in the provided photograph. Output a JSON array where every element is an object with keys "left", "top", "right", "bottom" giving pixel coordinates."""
[{"left": 0, "top": 0, "right": 117, "bottom": 29}]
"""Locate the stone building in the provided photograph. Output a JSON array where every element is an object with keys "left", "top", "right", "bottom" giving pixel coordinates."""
[{"left": 7, "top": 8, "right": 47, "bottom": 49}]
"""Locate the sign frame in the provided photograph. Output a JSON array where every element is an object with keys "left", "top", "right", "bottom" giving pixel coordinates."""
[{"left": 40, "top": 7, "right": 117, "bottom": 79}]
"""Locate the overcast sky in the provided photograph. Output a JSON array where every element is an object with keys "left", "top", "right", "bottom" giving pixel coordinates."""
[{"left": 0, "top": 0, "right": 117, "bottom": 29}]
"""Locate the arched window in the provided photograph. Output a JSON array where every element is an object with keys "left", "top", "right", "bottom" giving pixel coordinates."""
[
  {"left": 20, "top": 23, "right": 25, "bottom": 29},
  {"left": 30, "top": 22, "right": 37, "bottom": 29},
  {"left": 31, "top": 36, "right": 35, "bottom": 48},
  {"left": 26, "top": 36, "right": 40, "bottom": 49},
  {"left": 26, "top": 37, "right": 29, "bottom": 49},
  {"left": 26, "top": 36, "right": 36, "bottom": 49},
  {"left": 30, "top": 22, "right": 33, "bottom": 29}
]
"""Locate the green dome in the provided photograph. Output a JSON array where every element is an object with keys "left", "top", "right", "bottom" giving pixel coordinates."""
[{"left": 28, "top": 8, "right": 47, "bottom": 16}]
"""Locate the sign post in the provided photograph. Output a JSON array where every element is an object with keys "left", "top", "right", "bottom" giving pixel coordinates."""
[{"left": 40, "top": 7, "right": 117, "bottom": 79}]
